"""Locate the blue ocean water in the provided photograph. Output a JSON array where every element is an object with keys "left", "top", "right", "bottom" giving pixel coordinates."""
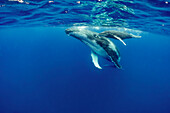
[{"left": 0, "top": 0, "right": 170, "bottom": 113}]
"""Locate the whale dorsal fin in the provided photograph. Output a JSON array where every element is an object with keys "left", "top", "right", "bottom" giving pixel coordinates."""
[
  {"left": 113, "top": 35, "right": 127, "bottom": 46},
  {"left": 91, "top": 51, "right": 102, "bottom": 69}
]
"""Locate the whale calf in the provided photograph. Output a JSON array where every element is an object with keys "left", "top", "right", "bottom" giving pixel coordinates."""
[
  {"left": 99, "top": 30, "right": 141, "bottom": 46},
  {"left": 65, "top": 28, "right": 122, "bottom": 69}
]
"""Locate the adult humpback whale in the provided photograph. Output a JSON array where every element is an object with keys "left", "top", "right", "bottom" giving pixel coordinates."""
[
  {"left": 99, "top": 30, "right": 141, "bottom": 46},
  {"left": 65, "top": 28, "right": 122, "bottom": 69}
]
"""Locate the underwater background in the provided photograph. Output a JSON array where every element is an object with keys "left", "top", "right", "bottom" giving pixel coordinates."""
[{"left": 0, "top": 0, "right": 170, "bottom": 113}]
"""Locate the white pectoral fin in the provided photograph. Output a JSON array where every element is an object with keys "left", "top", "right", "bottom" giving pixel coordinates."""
[
  {"left": 114, "top": 35, "right": 127, "bottom": 46},
  {"left": 130, "top": 33, "right": 141, "bottom": 38},
  {"left": 91, "top": 51, "right": 102, "bottom": 69}
]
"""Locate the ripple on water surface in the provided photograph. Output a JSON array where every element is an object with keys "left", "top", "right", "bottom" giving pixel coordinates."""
[{"left": 0, "top": 0, "right": 170, "bottom": 35}]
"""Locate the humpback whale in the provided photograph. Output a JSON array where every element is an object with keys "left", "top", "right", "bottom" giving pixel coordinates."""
[
  {"left": 99, "top": 30, "right": 141, "bottom": 46},
  {"left": 65, "top": 28, "right": 122, "bottom": 69}
]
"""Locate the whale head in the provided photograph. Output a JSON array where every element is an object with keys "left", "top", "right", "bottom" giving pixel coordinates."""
[
  {"left": 65, "top": 28, "right": 86, "bottom": 40},
  {"left": 65, "top": 27, "right": 98, "bottom": 41},
  {"left": 65, "top": 28, "right": 80, "bottom": 35}
]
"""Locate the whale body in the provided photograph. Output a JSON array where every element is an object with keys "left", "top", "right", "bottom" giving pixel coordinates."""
[
  {"left": 65, "top": 28, "right": 122, "bottom": 69},
  {"left": 99, "top": 30, "right": 141, "bottom": 46}
]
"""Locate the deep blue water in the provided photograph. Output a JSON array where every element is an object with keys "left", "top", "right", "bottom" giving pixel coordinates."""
[
  {"left": 0, "top": 0, "right": 170, "bottom": 113},
  {"left": 0, "top": 27, "right": 170, "bottom": 113}
]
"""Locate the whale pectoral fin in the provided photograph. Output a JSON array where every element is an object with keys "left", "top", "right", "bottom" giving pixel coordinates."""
[
  {"left": 91, "top": 51, "right": 102, "bottom": 69},
  {"left": 109, "top": 56, "right": 122, "bottom": 69},
  {"left": 113, "top": 35, "right": 127, "bottom": 46},
  {"left": 130, "top": 33, "right": 141, "bottom": 38},
  {"left": 102, "top": 47, "right": 122, "bottom": 69}
]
